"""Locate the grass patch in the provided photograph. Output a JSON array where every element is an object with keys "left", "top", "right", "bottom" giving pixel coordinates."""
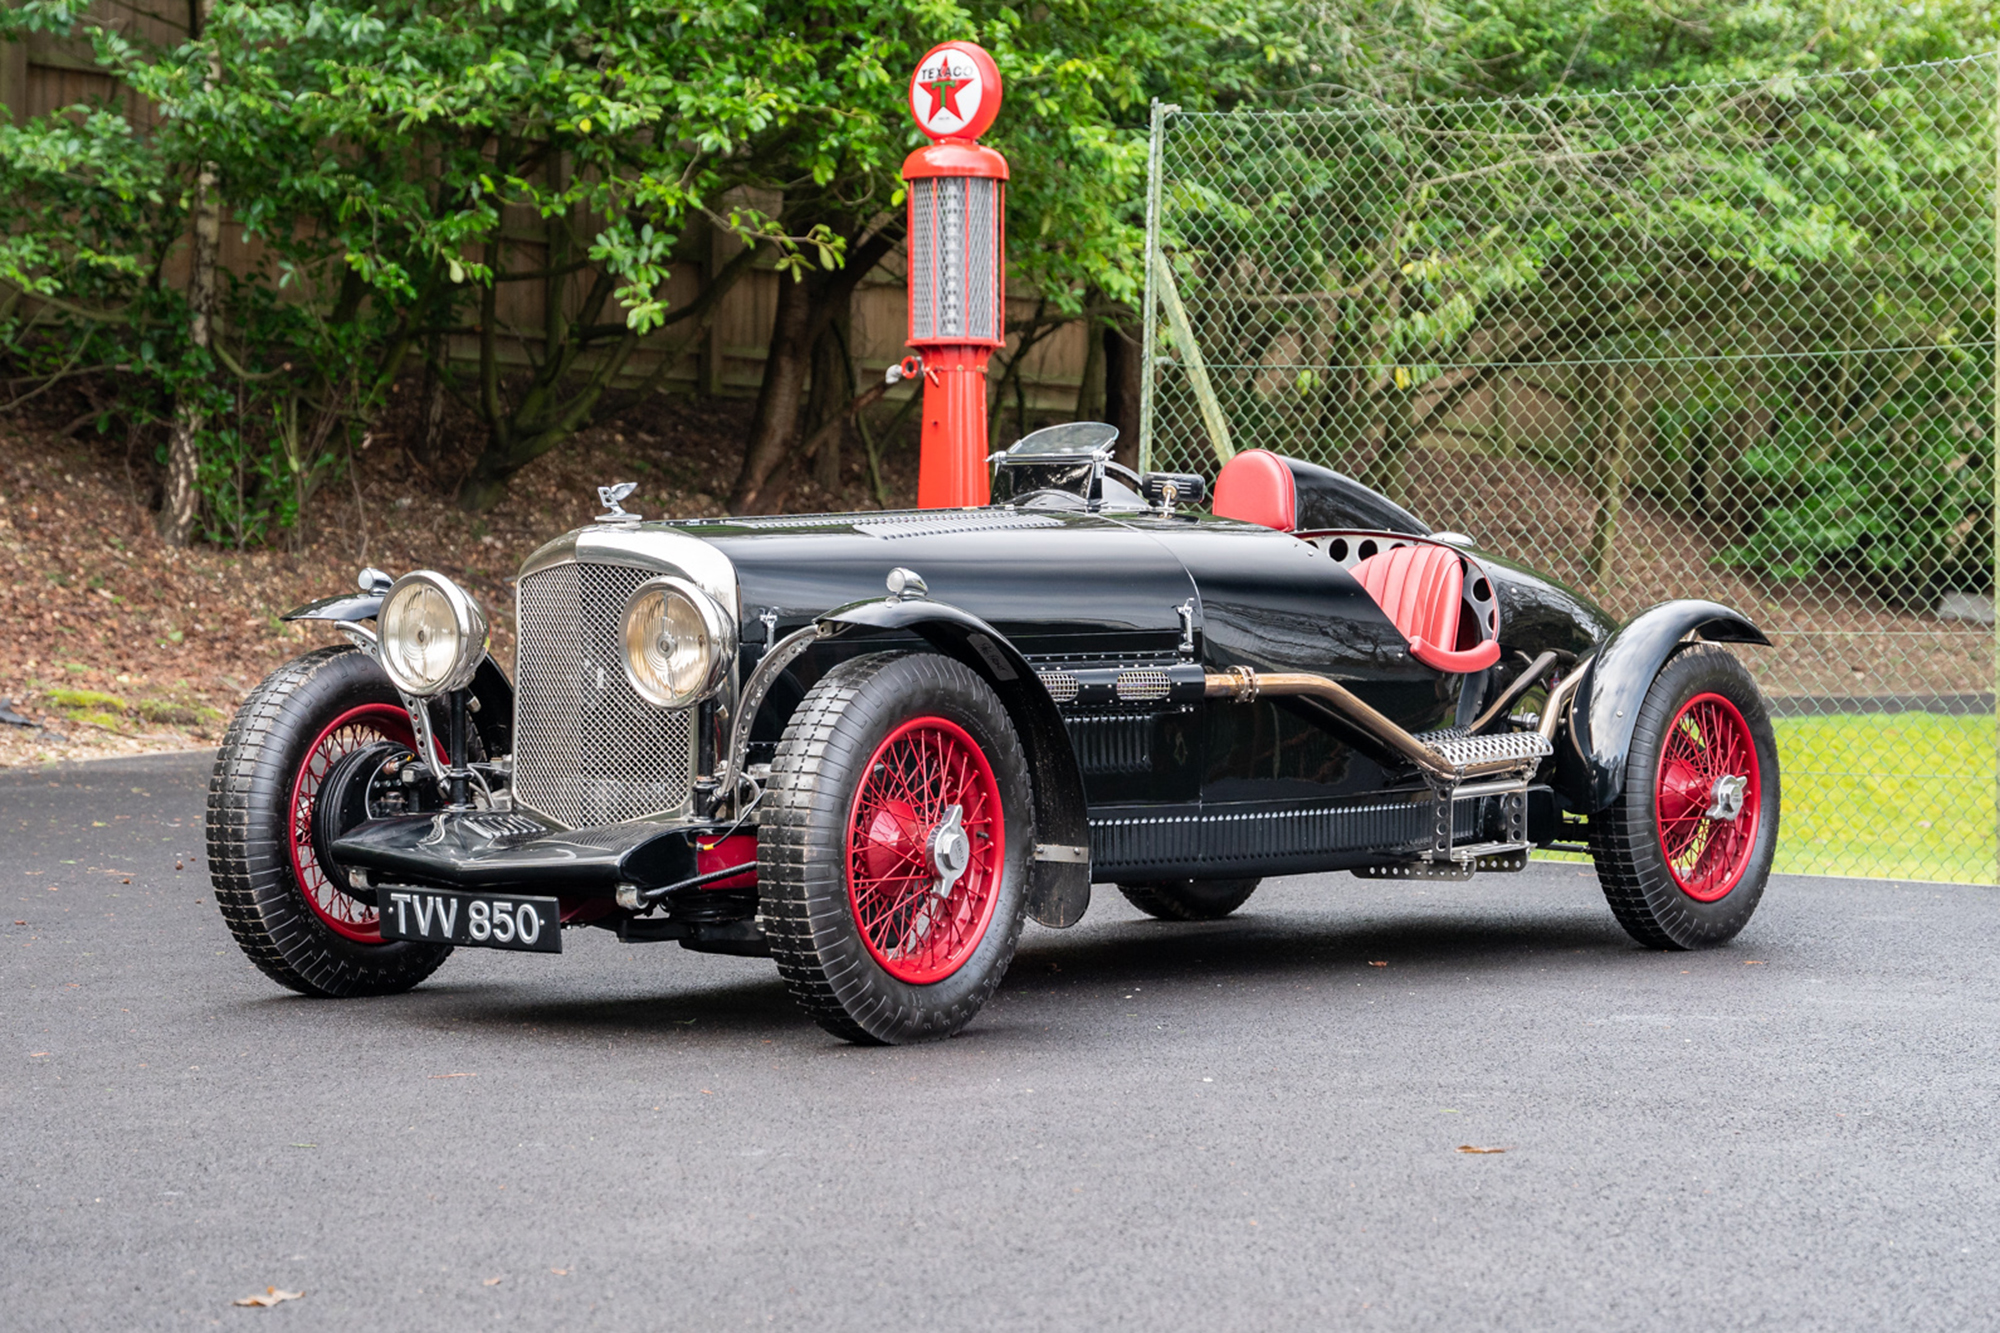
[
  {"left": 40, "top": 688, "right": 223, "bottom": 734},
  {"left": 1772, "top": 713, "right": 1994, "bottom": 885},
  {"left": 1537, "top": 712, "right": 1994, "bottom": 885},
  {"left": 133, "top": 698, "right": 223, "bottom": 726},
  {"left": 46, "top": 687, "right": 128, "bottom": 712}
]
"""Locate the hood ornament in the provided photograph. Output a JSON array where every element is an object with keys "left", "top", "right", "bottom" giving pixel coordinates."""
[{"left": 594, "top": 481, "right": 641, "bottom": 524}]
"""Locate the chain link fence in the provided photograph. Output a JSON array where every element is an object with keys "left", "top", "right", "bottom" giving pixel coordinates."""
[{"left": 1138, "top": 57, "right": 1998, "bottom": 884}]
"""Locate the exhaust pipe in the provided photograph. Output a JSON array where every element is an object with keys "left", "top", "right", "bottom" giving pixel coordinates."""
[{"left": 1203, "top": 667, "right": 1552, "bottom": 782}]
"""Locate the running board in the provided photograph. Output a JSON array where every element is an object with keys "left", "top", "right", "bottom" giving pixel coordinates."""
[{"left": 1354, "top": 843, "right": 1531, "bottom": 881}]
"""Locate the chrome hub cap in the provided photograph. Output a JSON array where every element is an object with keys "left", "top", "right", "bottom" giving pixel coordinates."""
[
  {"left": 927, "top": 804, "right": 971, "bottom": 897},
  {"left": 1706, "top": 773, "right": 1749, "bottom": 822}
]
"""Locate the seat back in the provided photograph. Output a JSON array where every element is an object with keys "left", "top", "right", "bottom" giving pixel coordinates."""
[
  {"left": 1212, "top": 450, "right": 1296, "bottom": 531},
  {"left": 1350, "top": 543, "right": 1501, "bottom": 674}
]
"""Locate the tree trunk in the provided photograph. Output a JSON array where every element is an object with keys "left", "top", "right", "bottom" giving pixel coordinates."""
[
  {"left": 158, "top": 1, "right": 219, "bottom": 546},
  {"left": 729, "top": 269, "right": 818, "bottom": 514},
  {"left": 1363, "top": 380, "right": 1418, "bottom": 506},
  {"left": 1074, "top": 300, "right": 1107, "bottom": 422},
  {"left": 1588, "top": 368, "right": 1638, "bottom": 588},
  {"left": 727, "top": 223, "right": 903, "bottom": 514},
  {"left": 806, "top": 296, "right": 852, "bottom": 494},
  {"left": 416, "top": 332, "right": 446, "bottom": 474},
  {"left": 1102, "top": 310, "right": 1143, "bottom": 472}
]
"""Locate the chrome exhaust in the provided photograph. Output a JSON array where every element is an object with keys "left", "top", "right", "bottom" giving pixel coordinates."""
[{"left": 1203, "top": 667, "right": 1537, "bottom": 782}]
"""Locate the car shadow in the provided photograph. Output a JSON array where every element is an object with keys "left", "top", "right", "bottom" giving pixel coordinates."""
[
  {"left": 229, "top": 900, "right": 1661, "bottom": 1049},
  {"left": 1010, "top": 905, "right": 1645, "bottom": 989}
]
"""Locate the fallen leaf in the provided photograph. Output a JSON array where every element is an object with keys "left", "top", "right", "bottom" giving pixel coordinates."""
[
  {"left": 1368, "top": 961, "right": 1387, "bottom": 967},
  {"left": 176, "top": 861, "right": 184, "bottom": 870},
  {"left": 1744, "top": 960, "right": 1766, "bottom": 966},
  {"left": 428, "top": 1072, "right": 476, "bottom": 1079},
  {"left": 30, "top": 1052, "right": 47, "bottom": 1057},
  {"left": 550, "top": 1268, "right": 570, "bottom": 1276},
  {"left": 700, "top": 1088, "right": 714, "bottom": 1095},
  {"left": 483, "top": 1276, "right": 503, "bottom": 1287},
  {"left": 233, "top": 1287, "right": 304, "bottom": 1308},
  {"left": 1457, "top": 1145, "right": 1507, "bottom": 1154}
]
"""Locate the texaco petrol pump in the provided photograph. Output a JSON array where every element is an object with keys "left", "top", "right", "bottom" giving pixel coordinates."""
[{"left": 895, "top": 41, "right": 1007, "bottom": 509}]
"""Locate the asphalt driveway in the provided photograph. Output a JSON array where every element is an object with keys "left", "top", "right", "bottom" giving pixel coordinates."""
[{"left": 4, "top": 750, "right": 1996, "bottom": 1331}]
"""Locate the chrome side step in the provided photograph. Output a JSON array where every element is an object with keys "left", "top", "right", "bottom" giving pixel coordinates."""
[{"left": 1354, "top": 844, "right": 1530, "bottom": 880}]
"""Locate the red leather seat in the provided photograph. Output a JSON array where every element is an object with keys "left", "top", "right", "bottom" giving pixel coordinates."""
[
  {"left": 1212, "top": 450, "right": 1296, "bottom": 531},
  {"left": 1350, "top": 544, "right": 1501, "bottom": 674}
]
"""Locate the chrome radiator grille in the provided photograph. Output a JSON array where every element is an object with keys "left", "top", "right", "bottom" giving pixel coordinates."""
[{"left": 513, "top": 562, "right": 696, "bottom": 828}]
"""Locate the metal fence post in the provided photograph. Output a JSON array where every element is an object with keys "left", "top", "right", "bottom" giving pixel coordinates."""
[{"left": 1137, "top": 99, "right": 1173, "bottom": 474}]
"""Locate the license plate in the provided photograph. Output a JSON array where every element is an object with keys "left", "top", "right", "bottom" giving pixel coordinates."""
[{"left": 376, "top": 887, "right": 562, "bottom": 953}]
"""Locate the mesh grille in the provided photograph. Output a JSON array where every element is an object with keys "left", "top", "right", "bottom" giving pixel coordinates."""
[
  {"left": 910, "top": 178, "right": 939, "bottom": 341},
  {"left": 965, "top": 178, "right": 1000, "bottom": 341},
  {"left": 908, "top": 177, "right": 1001, "bottom": 342},
  {"left": 514, "top": 563, "right": 696, "bottom": 828},
  {"left": 1115, "top": 669, "right": 1171, "bottom": 703},
  {"left": 1037, "top": 670, "right": 1079, "bottom": 704}
]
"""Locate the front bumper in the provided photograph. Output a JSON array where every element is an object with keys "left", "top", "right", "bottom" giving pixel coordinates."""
[{"left": 330, "top": 811, "right": 708, "bottom": 896}]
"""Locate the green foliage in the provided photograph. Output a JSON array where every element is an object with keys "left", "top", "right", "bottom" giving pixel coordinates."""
[
  {"left": 0, "top": 0, "right": 1307, "bottom": 525},
  {"left": 1150, "top": 2, "right": 1997, "bottom": 596},
  {"left": 1725, "top": 352, "right": 1994, "bottom": 599}
]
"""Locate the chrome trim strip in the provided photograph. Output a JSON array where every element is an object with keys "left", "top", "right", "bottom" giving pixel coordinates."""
[
  {"left": 519, "top": 525, "right": 740, "bottom": 619},
  {"left": 719, "top": 623, "right": 825, "bottom": 811}
]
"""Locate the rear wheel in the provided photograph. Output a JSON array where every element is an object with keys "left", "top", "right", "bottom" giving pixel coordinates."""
[
  {"left": 760, "top": 652, "right": 1033, "bottom": 1044},
  {"left": 207, "top": 646, "right": 453, "bottom": 996},
  {"left": 1117, "top": 878, "right": 1261, "bottom": 921},
  {"left": 1590, "top": 645, "right": 1779, "bottom": 949}
]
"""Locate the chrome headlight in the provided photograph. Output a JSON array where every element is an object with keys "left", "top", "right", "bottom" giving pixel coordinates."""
[
  {"left": 378, "top": 571, "right": 488, "bottom": 698},
  {"left": 621, "top": 576, "right": 734, "bottom": 708}
]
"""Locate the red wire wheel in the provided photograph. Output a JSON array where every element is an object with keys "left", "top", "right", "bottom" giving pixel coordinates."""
[
  {"left": 1654, "top": 691, "right": 1762, "bottom": 902},
  {"left": 845, "top": 716, "right": 1005, "bottom": 984},
  {"left": 286, "top": 702, "right": 416, "bottom": 943}
]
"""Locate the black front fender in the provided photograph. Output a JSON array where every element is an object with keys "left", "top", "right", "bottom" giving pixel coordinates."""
[
  {"left": 281, "top": 591, "right": 383, "bottom": 622},
  {"left": 280, "top": 593, "right": 514, "bottom": 759},
  {"left": 821, "top": 597, "right": 1091, "bottom": 928},
  {"left": 1565, "top": 599, "right": 1771, "bottom": 811}
]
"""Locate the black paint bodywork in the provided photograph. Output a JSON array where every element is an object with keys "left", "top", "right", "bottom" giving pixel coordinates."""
[
  {"left": 303, "top": 483, "right": 1766, "bottom": 902},
  {"left": 690, "top": 506, "right": 1634, "bottom": 885}
]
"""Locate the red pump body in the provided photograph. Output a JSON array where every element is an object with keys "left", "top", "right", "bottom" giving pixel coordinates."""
[{"left": 903, "top": 42, "right": 1008, "bottom": 509}]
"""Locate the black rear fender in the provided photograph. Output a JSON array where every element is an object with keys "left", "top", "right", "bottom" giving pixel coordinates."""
[
  {"left": 820, "top": 597, "right": 1090, "bottom": 928},
  {"left": 1561, "top": 599, "right": 1770, "bottom": 811}
]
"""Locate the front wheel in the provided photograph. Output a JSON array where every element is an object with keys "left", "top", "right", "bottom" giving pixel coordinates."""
[
  {"left": 1589, "top": 644, "right": 1780, "bottom": 950},
  {"left": 760, "top": 652, "right": 1034, "bottom": 1044},
  {"left": 207, "top": 646, "right": 453, "bottom": 996}
]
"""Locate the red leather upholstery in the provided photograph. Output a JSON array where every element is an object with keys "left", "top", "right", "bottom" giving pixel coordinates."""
[
  {"left": 1212, "top": 450, "right": 1296, "bottom": 531},
  {"left": 1350, "top": 544, "right": 1501, "bottom": 674}
]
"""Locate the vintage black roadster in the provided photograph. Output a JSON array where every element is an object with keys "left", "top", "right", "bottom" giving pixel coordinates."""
[{"left": 207, "top": 424, "right": 1779, "bottom": 1043}]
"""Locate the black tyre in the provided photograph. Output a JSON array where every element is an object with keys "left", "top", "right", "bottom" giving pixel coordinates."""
[
  {"left": 1589, "top": 644, "right": 1780, "bottom": 950},
  {"left": 1117, "top": 878, "right": 1261, "bottom": 921},
  {"left": 760, "top": 652, "right": 1034, "bottom": 1045},
  {"left": 207, "top": 645, "right": 453, "bottom": 996}
]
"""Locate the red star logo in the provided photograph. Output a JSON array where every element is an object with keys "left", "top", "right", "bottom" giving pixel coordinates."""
[{"left": 920, "top": 61, "right": 970, "bottom": 122}]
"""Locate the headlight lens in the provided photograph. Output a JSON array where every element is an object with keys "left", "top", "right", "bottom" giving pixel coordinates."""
[
  {"left": 622, "top": 577, "right": 733, "bottom": 708},
  {"left": 378, "top": 571, "right": 488, "bottom": 697}
]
